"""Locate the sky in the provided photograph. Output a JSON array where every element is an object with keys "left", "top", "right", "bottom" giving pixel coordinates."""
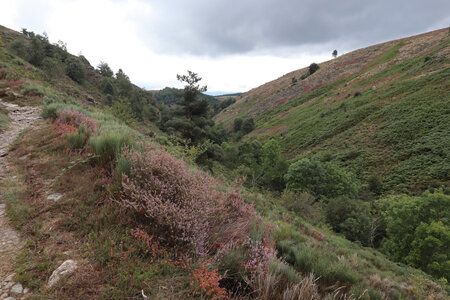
[{"left": 0, "top": 0, "right": 448, "bottom": 94}]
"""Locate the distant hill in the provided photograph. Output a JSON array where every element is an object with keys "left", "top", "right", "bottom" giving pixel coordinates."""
[{"left": 215, "top": 28, "right": 450, "bottom": 193}]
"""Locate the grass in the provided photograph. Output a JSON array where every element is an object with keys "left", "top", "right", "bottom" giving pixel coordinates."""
[{"left": 0, "top": 103, "right": 10, "bottom": 131}]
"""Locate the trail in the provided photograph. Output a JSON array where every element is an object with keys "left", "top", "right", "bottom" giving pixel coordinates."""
[{"left": 0, "top": 100, "right": 40, "bottom": 300}]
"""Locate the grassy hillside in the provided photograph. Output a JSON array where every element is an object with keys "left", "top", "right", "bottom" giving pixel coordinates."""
[
  {"left": 216, "top": 28, "right": 450, "bottom": 194},
  {"left": 1, "top": 24, "right": 449, "bottom": 299}
]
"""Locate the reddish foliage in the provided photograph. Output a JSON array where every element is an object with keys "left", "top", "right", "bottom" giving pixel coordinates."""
[
  {"left": 56, "top": 109, "right": 98, "bottom": 134},
  {"left": 189, "top": 260, "right": 230, "bottom": 300},
  {"left": 131, "top": 228, "right": 166, "bottom": 262},
  {"left": 53, "top": 122, "right": 77, "bottom": 137}
]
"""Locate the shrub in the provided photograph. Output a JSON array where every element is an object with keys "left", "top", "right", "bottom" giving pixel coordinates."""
[
  {"left": 41, "top": 105, "right": 57, "bottom": 120},
  {"left": 9, "top": 39, "right": 29, "bottom": 59},
  {"left": 56, "top": 109, "right": 98, "bottom": 134},
  {"left": 118, "top": 146, "right": 255, "bottom": 256},
  {"left": 42, "top": 57, "right": 65, "bottom": 80},
  {"left": 65, "top": 57, "right": 86, "bottom": 83},
  {"left": 285, "top": 158, "right": 359, "bottom": 199}
]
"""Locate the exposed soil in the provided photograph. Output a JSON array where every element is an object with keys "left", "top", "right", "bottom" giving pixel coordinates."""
[{"left": 0, "top": 100, "right": 40, "bottom": 299}]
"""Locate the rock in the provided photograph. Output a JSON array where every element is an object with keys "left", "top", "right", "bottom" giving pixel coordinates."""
[
  {"left": 23, "top": 288, "right": 29, "bottom": 294},
  {"left": 46, "top": 193, "right": 63, "bottom": 202},
  {"left": 4, "top": 297, "right": 16, "bottom": 300},
  {"left": 10, "top": 283, "right": 23, "bottom": 295},
  {"left": 48, "top": 260, "right": 77, "bottom": 287}
]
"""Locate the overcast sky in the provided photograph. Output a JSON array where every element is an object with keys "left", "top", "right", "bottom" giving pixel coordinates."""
[{"left": 1, "top": 0, "right": 448, "bottom": 93}]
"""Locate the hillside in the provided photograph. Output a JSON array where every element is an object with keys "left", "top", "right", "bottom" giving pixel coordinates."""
[
  {"left": 216, "top": 28, "right": 450, "bottom": 194},
  {"left": 0, "top": 24, "right": 449, "bottom": 300}
]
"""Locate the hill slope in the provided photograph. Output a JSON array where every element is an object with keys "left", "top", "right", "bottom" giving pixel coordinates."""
[
  {"left": 0, "top": 24, "right": 449, "bottom": 299},
  {"left": 216, "top": 28, "right": 450, "bottom": 193}
]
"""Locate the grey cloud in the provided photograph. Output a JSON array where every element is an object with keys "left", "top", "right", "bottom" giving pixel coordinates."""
[{"left": 136, "top": 0, "right": 449, "bottom": 56}]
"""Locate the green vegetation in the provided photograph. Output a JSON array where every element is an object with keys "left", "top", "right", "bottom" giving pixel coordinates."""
[
  {"left": 0, "top": 24, "right": 449, "bottom": 299},
  {"left": 378, "top": 191, "right": 450, "bottom": 280},
  {"left": 0, "top": 103, "right": 9, "bottom": 131},
  {"left": 65, "top": 57, "right": 86, "bottom": 83}
]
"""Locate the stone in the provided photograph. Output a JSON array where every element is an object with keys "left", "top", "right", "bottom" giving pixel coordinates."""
[
  {"left": 10, "top": 283, "right": 23, "bottom": 295},
  {"left": 46, "top": 193, "right": 63, "bottom": 202},
  {"left": 48, "top": 260, "right": 77, "bottom": 287},
  {"left": 4, "top": 297, "right": 16, "bottom": 300},
  {"left": 23, "top": 288, "right": 29, "bottom": 294}
]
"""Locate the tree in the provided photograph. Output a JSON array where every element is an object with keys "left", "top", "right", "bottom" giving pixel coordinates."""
[
  {"left": 308, "top": 63, "right": 320, "bottom": 75},
  {"left": 28, "top": 37, "right": 45, "bottom": 66},
  {"left": 65, "top": 57, "right": 86, "bottom": 84},
  {"left": 241, "top": 118, "right": 255, "bottom": 134},
  {"left": 332, "top": 49, "right": 338, "bottom": 58},
  {"left": 379, "top": 190, "right": 450, "bottom": 279},
  {"left": 115, "top": 69, "right": 132, "bottom": 97},
  {"left": 97, "top": 61, "right": 114, "bottom": 77},
  {"left": 176, "top": 71, "right": 207, "bottom": 120},
  {"left": 162, "top": 71, "right": 210, "bottom": 143},
  {"left": 233, "top": 118, "right": 243, "bottom": 132},
  {"left": 285, "top": 158, "right": 358, "bottom": 199},
  {"left": 261, "top": 139, "right": 288, "bottom": 190}
]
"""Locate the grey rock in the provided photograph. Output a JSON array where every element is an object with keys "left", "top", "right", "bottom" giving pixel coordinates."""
[
  {"left": 10, "top": 283, "right": 23, "bottom": 295},
  {"left": 48, "top": 260, "right": 77, "bottom": 287},
  {"left": 4, "top": 297, "right": 16, "bottom": 300},
  {"left": 46, "top": 193, "right": 63, "bottom": 202}
]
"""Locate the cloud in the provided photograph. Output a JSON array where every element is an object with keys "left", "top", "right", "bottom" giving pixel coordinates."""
[
  {"left": 137, "top": 0, "right": 450, "bottom": 56},
  {"left": 1, "top": 0, "right": 448, "bottom": 92}
]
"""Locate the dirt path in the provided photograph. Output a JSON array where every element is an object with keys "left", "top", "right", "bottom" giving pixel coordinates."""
[{"left": 0, "top": 100, "right": 40, "bottom": 300}]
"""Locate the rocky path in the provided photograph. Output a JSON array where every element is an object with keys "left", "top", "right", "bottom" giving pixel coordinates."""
[{"left": 0, "top": 100, "right": 40, "bottom": 300}]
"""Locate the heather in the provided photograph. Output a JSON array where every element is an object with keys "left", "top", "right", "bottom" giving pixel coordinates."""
[{"left": 119, "top": 145, "right": 256, "bottom": 256}]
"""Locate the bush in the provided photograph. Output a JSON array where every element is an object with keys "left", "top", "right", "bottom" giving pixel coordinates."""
[
  {"left": 118, "top": 146, "right": 255, "bottom": 256},
  {"left": 41, "top": 105, "right": 57, "bottom": 120},
  {"left": 285, "top": 158, "right": 359, "bottom": 199},
  {"left": 65, "top": 57, "right": 86, "bottom": 83},
  {"left": 41, "top": 57, "right": 65, "bottom": 80},
  {"left": 56, "top": 109, "right": 98, "bottom": 133},
  {"left": 9, "top": 39, "right": 29, "bottom": 60}
]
